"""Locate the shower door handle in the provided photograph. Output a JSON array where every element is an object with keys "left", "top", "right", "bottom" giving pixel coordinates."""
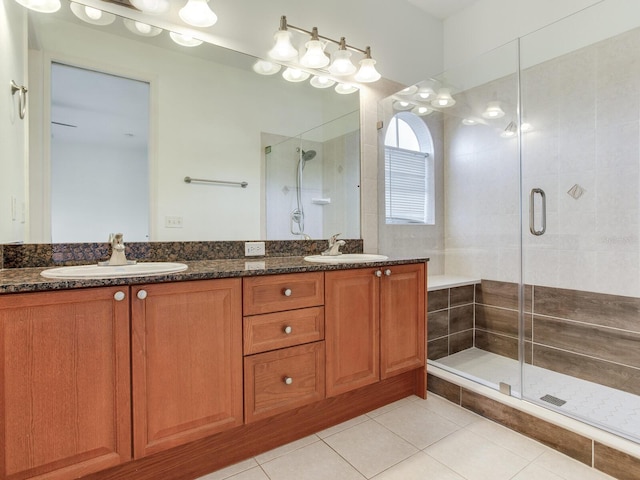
[{"left": 529, "top": 188, "right": 546, "bottom": 236}]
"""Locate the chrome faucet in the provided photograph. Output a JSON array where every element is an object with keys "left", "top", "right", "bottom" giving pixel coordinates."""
[
  {"left": 321, "top": 233, "right": 346, "bottom": 256},
  {"left": 100, "top": 233, "right": 135, "bottom": 266}
]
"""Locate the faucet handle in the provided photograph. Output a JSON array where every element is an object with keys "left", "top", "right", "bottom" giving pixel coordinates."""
[{"left": 329, "top": 233, "right": 342, "bottom": 244}]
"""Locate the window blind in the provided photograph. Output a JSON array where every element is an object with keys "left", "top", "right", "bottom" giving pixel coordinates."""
[{"left": 385, "top": 146, "right": 433, "bottom": 224}]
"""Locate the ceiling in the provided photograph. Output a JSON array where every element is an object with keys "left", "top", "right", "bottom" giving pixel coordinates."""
[{"left": 407, "top": 0, "right": 479, "bottom": 19}]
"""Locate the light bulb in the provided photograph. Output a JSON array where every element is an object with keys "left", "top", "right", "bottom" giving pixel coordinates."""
[
  {"left": 130, "top": 0, "right": 170, "bottom": 15},
  {"left": 310, "top": 76, "right": 335, "bottom": 89},
  {"left": 482, "top": 101, "right": 505, "bottom": 119},
  {"left": 329, "top": 49, "right": 356, "bottom": 76},
  {"left": 169, "top": 32, "right": 203, "bottom": 47},
  {"left": 179, "top": 0, "right": 217, "bottom": 28},
  {"left": 123, "top": 18, "right": 162, "bottom": 37},
  {"left": 335, "top": 83, "right": 358, "bottom": 95},
  {"left": 300, "top": 39, "right": 329, "bottom": 68},
  {"left": 431, "top": 88, "right": 456, "bottom": 107},
  {"left": 252, "top": 60, "right": 281, "bottom": 76},
  {"left": 412, "top": 105, "right": 433, "bottom": 116},
  {"left": 355, "top": 58, "right": 381, "bottom": 83},
  {"left": 282, "top": 68, "right": 310, "bottom": 83},
  {"left": 70, "top": 3, "right": 115, "bottom": 25},
  {"left": 268, "top": 30, "right": 298, "bottom": 61},
  {"left": 14, "top": 0, "right": 61, "bottom": 13}
]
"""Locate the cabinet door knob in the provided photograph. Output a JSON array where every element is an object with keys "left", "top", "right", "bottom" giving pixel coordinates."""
[
  {"left": 283, "top": 325, "right": 293, "bottom": 334},
  {"left": 283, "top": 288, "right": 292, "bottom": 297},
  {"left": 384, "top": 269, "right": 392, "bottom": 276},
  {"left": 137, "top": 290, "right": 148, "bottom": 300},
  {"left": 375, "top": 270, "right": 382, "bottom": 277},
  {"left": 114, "top": 291, "right": 126, "bottom": 301},
  {"left": 283, "top": 376, "right": 293, "bottom": 385}
]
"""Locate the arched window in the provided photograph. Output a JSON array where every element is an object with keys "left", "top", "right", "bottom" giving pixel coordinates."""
[{"left": 384, "top": 112, "right": 435, "bottom": 224}]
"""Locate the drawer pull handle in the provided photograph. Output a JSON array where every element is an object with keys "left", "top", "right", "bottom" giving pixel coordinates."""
[
  {"left": 284, "top": 325, "right": 293, "bottom": 334},
  {"left": 375, "top": 270, "right": 382, "bottom": 277},
  {"left": 384, "top": 269, "right": 391, "bottom": 276},
  {"left": 137, "top": 290, "right": 148, "bottom": 300},
  {"left": 114, "top": 291, "right": 126, "bottom": 301},
  {"left": 283, "top": 288, "right": 292, "bottom": 297},
  {"left": 284, "top": 376, "right": 293, "bottom": 385}
]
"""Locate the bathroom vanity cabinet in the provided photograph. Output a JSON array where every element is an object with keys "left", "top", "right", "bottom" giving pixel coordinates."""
[
  {"left": 325, "top": 263, "right": 426, "bottom": 396},
  {"left": 0, "top": 262, "right": 426, "bottom": 480},
  {"left": 0, "top": 287, "right": 131, "bottom": 480}
]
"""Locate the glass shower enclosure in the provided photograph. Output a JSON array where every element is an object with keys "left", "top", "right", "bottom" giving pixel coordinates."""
[{"left": 381, "top": 0, "right": 640, "bottom": 444}]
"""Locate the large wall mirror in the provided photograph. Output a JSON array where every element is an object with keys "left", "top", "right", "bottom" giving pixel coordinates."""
[{"left": 6, "top": 0, "right": 360, "bottom": 243}]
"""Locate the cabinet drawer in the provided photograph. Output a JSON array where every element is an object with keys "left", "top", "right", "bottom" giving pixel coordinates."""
[
  {"left": 244, "top": 307, "right": 325, "bottom": 355},
  {"left": 244, "top": 342, "right": 325, "bottom": 423},
  {"left": 243, "top": 272, "right": 324, "bottom": 315}
]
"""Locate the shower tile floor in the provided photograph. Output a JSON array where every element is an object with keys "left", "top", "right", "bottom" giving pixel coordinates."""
[
  {"left": 434, "top": 347, "right": 640, "bottom": 443},
  {"left": 196, "top": 393, "right": 615, "bottom": 480}
]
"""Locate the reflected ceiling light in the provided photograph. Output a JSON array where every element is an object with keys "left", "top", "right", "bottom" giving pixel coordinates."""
[
  {"left": 130, "top": 0, "right": 169, "bottom": 14},
  {"left": 335, "top": 83, "right": 358, "bottom": 95},
  {"left": 268, "top": 16, "right": 381, "bottom": 83},
  {"left": 354, "top": 47, "right": 381, "bottom": 83},
  {"left": 521, "top": 122, "right": 533, "bottom": 132},
  {"left": 70, "top": 3, "right": 115, "bottom": 25},
  {"left": 462, "top": 118, "right": 479, "bottom": 126},
  {"left": 252, "top": 60, "right": 282, "bottom": 75},
  {"left": 482, "top": 101, "right": 505, "bottom": 119},
  {"left": 282, "top": 67, "right": 310, "bottom": 82},
  {"left": 397, "top": 85, "right": 418, "bottom": 96},
  {"left": 13, "top": 0, "right": 61, "bottom": 13},
  {"left": 392, "top": 100, "right": 412, "bottom": 111},
  {"left": 431, "top": 88, "right": 456, "bottom": 108},
  {"left": 179, "top": 0, "right": 217, "bottom": 28},
  {"left": 300, "top": 27, "right": 329, "bottom": 68},
  {"left": 169, "top": 32, "right": 203, "bottom": 47},
  {"left": 413, "top": 87, "right": 435, "bottom": 101},
  {"left": 328, "top": 38, "right": 357, "bottom": 76},
  {"left": 412, "top": 105, "right": 433, "bottom": 116},
  {"left": 310, "top": 75, "right": 335, "bottom": 88},
  {"left": 123, "top": 18, "right": 162, "bottom": 36},
  {"left": 501, "top": 121, "right": 517, "bottom": 138}
]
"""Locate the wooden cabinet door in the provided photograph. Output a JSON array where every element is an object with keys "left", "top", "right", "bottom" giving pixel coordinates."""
[
  {"left": 380, "top": 263, "right": 426, "bottom": 379},
  {"left": 0, "top": 287, "right": 131, "bottom": 480},
  {"left": 325, "top": 269, "right": 379, "bottom": 397},
  {"left": 131, "top": 279, "right": 243, "bottom": 458}
]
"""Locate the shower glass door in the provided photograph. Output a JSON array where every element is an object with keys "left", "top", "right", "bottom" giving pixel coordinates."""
[{"left": 519, "top": 0, "right": 640, "bottom": 441}]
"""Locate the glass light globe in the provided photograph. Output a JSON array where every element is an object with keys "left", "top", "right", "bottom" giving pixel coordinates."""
[
  {"left": 335, "top": 83, "right": 358, "bottom": 95},
  {"left": 482, "top": 101, "right": 505, "bottom": 119},
  {"left": 355, "top": 58, "right": 381, "bottom": 83},
  {"left": 252, "top": 60, "right": 281, "bottom": 76},
  {"left": 15, "top": 0, "right": 61, "bottom": 13},
  {"left": 123, "top": 18, "right": 162, "bottom": 37},
  {"left": 328, "top": 50, "right": 357, "bottom": 76},
  {"left": 431, "top": 88, "right": 456, "bottom": 107},
  {"left": 282, "top": 68, "right": 310, "bottom": 83},
  {"left": 70, "top": 3, "right": 115, "bottom": 25},
  {"left": 169, "top": 32, "right": 203, "bottom": 47},
  {"left": 300, "top": 40, "right": 329, "bottom": 68},
  {"left": 130, "top": 0, "right": 170, "bottom": 15},
  {"left": 179, "top": 0, "right": 217, "bottom": 28},
  {"left": 310, "top": 76, "right": 335, "bottom": 89},
  {"left": 268, "top": 30, "right": 298, "bottom": 61}
]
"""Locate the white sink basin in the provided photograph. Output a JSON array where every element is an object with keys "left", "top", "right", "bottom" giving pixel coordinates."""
[
  {"left": 304, "top": 254, "right": 389, "bottom": 264},
  {"left": 41, "top": 262, "right": 188, "bottom": 279}
]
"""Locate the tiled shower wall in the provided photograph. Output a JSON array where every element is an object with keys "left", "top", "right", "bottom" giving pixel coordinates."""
[
  {"left": 427, "top": 285, "right": 475, "bottom": 360},
  {"left": 428, "top": 279, "right": 640, "bottom": 397}
]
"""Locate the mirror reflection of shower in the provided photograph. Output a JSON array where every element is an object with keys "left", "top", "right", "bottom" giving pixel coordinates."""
[{"left": 291, "top": 147, "right": 317, "bottom": 239}]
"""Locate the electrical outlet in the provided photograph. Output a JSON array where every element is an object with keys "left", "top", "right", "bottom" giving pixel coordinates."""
[
  {"left": 245, "top": 241, "right": 265, "bottom": 256},
  {"left": 165, "top": 216, "right": 183, "bottom": 228}
]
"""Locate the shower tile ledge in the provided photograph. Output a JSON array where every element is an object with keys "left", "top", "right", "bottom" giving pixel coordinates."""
[
  {"left": 428, "top": 364, "right": 640, "bottom": 460},
  {"left": 428, "top": 274, "right": 481, "bottom": 291}
]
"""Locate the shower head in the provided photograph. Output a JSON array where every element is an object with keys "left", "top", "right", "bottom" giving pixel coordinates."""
[{"left": 301, "top": 149, "right": 317, "bottom": 162}]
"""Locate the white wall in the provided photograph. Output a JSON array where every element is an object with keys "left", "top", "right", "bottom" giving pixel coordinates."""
[{"left": 0, "top": 1, "right": 27, "bottom": 243}]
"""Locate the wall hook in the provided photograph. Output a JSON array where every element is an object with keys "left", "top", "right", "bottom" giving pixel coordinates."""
[{"left": 11, "top": 80, "right": 28, "bottom": 120}]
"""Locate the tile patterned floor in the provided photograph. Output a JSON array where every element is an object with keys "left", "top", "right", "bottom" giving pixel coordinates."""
[
  {"left": 435, "top": 348, "right": 640, "bottom": 442},
  {"left": 196, "top": 394, "right": 616, "bottom": 480}
]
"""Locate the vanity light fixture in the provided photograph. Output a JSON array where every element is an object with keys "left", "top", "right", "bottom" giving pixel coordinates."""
[
  {"left": 123, "top": 18, "right": 162, "bottom": 36},
  {"left": 179, "top": 0, "right": 217, "bottom": 28},
  {"left": 282, "top": 67, "right": 310, "bottom": 82},
  {"left": 335, "top": 83, "right": 358, "bottom": 95},
  {"left": 70, "top": 3, "right": 115, "bottom": 25},
  {"left": 13, "top": 0, "right": 61, "bottom": 13},
  {"left": 268, "top": 16, "right": 381, "bottom": 83},
  {"left": 169, "top": 31, "right": 203, "bottom": 47},
  {"left": 310, "top": 75, "right": 335, "bottom": 88},
  {"left": 252, "top": 60, "right": 282, "bottom": 75},
  {"left": 431, "top": 88, "right": 456, "bottom": 107},
  {"left": 482, "top": 101, "right": 505, "bottom": 119},
  {"left": 130, "top": 0, "right": 169, "bottom": 15}
]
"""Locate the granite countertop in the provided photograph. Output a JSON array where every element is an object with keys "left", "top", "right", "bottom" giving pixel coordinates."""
[{"left": 0, "top": 256, "right": 429, "bottom": 294}]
